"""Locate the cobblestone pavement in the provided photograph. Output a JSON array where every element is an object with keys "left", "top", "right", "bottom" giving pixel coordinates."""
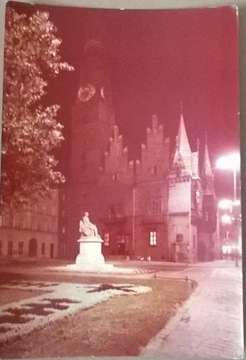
[{"left": 140, "top": 261, "right": 244, "bottom": 359}]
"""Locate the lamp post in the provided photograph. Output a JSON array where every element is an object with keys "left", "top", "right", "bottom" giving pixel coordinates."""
[
  {"left": 216, "top": 153, "right": 240, "bottom": 201},
  {"left": 217, "top": 199, "right": 232, "bottom": 259},
  {"left": 216, "top": 153, "right": 241, "bottom": 264}
]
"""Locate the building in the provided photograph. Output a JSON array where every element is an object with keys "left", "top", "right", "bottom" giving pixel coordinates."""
[
  {"left": 197, "top": 133, "right": 217, "bottom": 261},
  {"left": 167, "top": 114, "right": 202, "bottom": 262},
  {"left": 0, "top": 190, "right": 59, "bottom": 259},
  {"left": 62, "top": 88, "right": 217, "bottom": 262},
  {"left": 97, "top": 115, "right": 170, "bottom": 260},
  {"left": 59, "top": 31, "right": 218, "bottom": 262}
]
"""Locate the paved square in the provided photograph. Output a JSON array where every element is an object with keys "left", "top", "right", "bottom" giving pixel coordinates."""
[{"left": 141, "top": 262, "right": 243, "bottom": 359}]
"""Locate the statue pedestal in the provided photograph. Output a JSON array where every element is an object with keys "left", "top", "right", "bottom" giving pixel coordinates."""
[{"left": 75, "top": 236, "right": 106, "bottom": 270}]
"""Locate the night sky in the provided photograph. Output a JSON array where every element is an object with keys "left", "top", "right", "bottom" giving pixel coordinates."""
[{"left": 10, "top": 2, "right": 240, "bottom": 198}]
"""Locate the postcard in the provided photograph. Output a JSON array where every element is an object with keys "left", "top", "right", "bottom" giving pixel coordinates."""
[{"left": 0, "top": 1, "right": 243, "bottom": 359}]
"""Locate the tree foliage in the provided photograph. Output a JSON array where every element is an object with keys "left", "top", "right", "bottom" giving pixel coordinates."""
[{"left": 2, "top": 7, "right": 73, "bottom": 212}]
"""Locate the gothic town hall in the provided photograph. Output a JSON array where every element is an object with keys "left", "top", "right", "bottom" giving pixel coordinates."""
[{"left": 58, "top": 34, "right": 217, "bottom": 263}]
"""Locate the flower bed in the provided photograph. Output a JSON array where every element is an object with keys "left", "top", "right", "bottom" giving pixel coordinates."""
[{"left": 0, "top": 280, "right": 151, "bottom": 345}]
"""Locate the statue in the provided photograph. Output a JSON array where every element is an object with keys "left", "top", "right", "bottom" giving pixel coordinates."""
[
  {"left": 79, "top": 212, "right": 99, "bottom": 237},
  {"left": 71, "top": 210, "right": 114, "bottom": 272}
]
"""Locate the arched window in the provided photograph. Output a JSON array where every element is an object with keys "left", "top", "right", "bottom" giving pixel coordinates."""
[{"left": 29, "top": 238, "right": 37, "bottom": 257}]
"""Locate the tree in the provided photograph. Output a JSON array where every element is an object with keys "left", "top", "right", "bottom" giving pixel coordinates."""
[{"left": 2, "top": 7, "right": 73, "bottom": 212}]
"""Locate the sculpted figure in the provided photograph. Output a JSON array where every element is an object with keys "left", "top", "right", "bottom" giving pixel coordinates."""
[{"left": 79, "top": 212, "right": 99, "bottom": 237}]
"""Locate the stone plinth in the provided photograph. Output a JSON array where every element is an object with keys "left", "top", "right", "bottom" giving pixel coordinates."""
[
  {"left": 66, "top": 235, "right": 114, "bottom": 272},
  {"left": 75, "top": 236, "right": 105, "bottom": 270}
]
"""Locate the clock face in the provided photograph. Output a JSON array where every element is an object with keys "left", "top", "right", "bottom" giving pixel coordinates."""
[
  {"left": 78, "top": 84, "right": 96, "bottom": 102},
  {"left": 100, "top": 86, "right": 112, "bottom": 105}
]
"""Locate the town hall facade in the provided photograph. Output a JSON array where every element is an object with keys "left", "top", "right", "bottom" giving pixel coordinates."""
[{"left": 58, "top": 31, "right": 217, "bottom": 263}]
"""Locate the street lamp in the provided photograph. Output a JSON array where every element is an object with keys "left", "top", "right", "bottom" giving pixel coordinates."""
[
  {"left": 216, "top": 153, "right": 241, "bottom": 264},
  {"left": 218, "top": 199, "right": 232, "bottom": 211},
  {"left": 216, "top": 153, "right": 240, "bottom": 200},
  {"left": 221, "top": 214, "right": 231, "bottom": 225}
]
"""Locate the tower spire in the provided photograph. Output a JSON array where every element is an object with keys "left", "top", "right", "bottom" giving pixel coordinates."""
[
  {"left": 196, "top": 138, "right": 200, "bottom": 152},
  {"left": 177, "top": 108, "right": 192, "bottom": 173},
  {"left": 175, "top": 135, "right": 179, "bottom": 149},
  {"left": 203, "top": 131, "right": 213, "bottom": 178}
]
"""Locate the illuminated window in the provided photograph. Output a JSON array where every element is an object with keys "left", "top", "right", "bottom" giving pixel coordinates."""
[
  {"left": 104, "top": 233, "right": 110, "bottom": 246},
  {"left": 150, "top": 231, "right": 157, "bottom": 246}
]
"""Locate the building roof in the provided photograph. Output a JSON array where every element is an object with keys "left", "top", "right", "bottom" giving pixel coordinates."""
[
  {"left": 177, "top": 113, "right": 192, "bottom": 173},
  {"left": 203, "top": 132, "right": 214, "bottom": 178}
]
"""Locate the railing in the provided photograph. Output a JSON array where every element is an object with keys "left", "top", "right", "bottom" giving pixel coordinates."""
[{"left": 152, "top": 273, "right": 198, "bottom": 289}]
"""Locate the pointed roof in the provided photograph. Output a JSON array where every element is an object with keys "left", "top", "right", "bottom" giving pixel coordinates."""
[
  {"left": 191, "top": 151, "right": 199, "bottom": 179},
  {"left": 202, "top": 132, "right": 215, "bottom": 196},
  {"left": 173, "top": 144, "right": 185, "bottom": 167},
  {"left": 177, "top": 113, "right": 192, "bottom": 174},
  {"left": 191, "top": 138, "right": 200, "bottom": 179},
  {"left": 203, "top": 132, "right": 214, "bottom": 178},
  {"left": 170, "top": 136, "right": 190, "bottom": 178},
  {"left": 178, "top": 113, "right": 191, "bottom": 156}
]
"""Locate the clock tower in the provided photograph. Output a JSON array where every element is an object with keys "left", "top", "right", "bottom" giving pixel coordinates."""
[
  {"left": 71, "top": 24, "right": 115, "bottom": 183},
  {"left": 66, "top": 23, "right": 115, "bottom": 257}
]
